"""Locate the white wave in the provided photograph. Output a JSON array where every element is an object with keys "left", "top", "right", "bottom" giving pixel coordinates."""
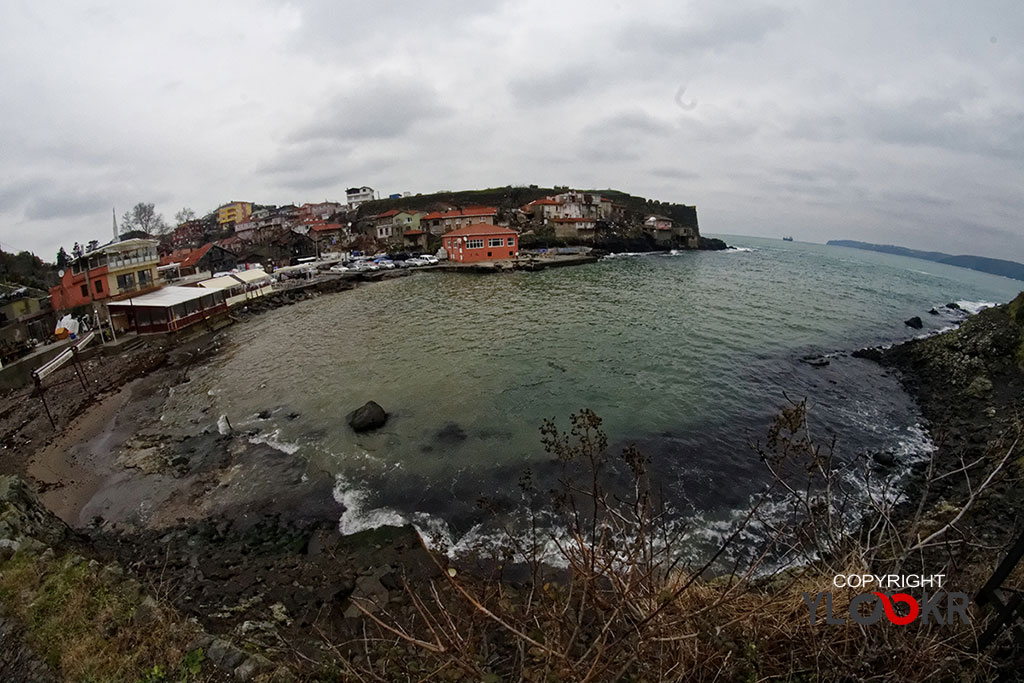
[
  {"left": 247, "top": 429, "right": 300, "bottom": 455},
  {"left": 601, "top": 251, "right": 655, "bottom": 260},
  {"left": 725, "top": 246, "right": 754, "bottom": 253},
  {"left": 956, "top": 300, "right": 996, "bottom": 315},
  {"left": 334, "top": 476, "right": 408, "bottom": 535}
]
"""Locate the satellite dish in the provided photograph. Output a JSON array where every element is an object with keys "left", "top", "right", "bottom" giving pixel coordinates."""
[{"left": 58, "top": 269, "right": 65, "bottom": 278}]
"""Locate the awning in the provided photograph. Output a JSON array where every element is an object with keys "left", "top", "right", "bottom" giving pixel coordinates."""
[{"left": 106, "top": 286, "right": 217, "bottom": 308}]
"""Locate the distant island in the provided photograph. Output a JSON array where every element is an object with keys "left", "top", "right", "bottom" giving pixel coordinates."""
[{"left": 826, "top": 240, "right": 1024, "bottom": 282}]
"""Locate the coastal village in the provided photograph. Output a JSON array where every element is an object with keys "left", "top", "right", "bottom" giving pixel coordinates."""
[{"left": 0, "top": 185, "right": 708, "bottom": 374}]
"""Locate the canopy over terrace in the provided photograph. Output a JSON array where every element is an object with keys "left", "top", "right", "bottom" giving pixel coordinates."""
[
  {"left": 197, "top": 270, "right": 272, "bottom": 306},
  {"left": 106, "top": 286, "right": 227, "bottom": 334}
]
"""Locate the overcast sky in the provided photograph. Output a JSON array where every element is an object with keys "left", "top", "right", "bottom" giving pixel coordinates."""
[{"left": 1, "top": 0, "right": 1022, "bottom": 262}]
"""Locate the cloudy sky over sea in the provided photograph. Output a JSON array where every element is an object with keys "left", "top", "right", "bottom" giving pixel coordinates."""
[{"left": 1, "top": 1, "right": 1022, "bottom": 261}]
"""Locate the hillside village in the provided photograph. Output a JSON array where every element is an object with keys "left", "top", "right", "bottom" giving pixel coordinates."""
[
  {"left": 164, "top": 185, "right": 703, "bottom": 267},
  {"left": 0, "top": 185, "right": 713, "bottom": 369}
]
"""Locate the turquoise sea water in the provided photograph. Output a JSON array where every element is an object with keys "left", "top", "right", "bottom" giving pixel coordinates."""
[{"left": 164, "top": 236, "right": 1022, "bottom": 542}]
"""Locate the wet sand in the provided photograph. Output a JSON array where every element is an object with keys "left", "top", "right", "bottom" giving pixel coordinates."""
[{"left": 29, "top": 384, "right": 134, "bottom": 525}]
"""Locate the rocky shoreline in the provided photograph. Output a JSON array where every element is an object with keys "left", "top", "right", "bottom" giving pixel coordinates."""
[{"left": 858, "top": 293, "right": 1023, "bottom": 556}]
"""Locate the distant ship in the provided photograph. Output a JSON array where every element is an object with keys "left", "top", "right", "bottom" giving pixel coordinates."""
[{"left": 782, "top": 236, "right": 794, "bottom": 242}]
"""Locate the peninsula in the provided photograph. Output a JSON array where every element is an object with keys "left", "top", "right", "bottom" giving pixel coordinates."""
[{"left": 827, "top": 239, "right": 1024, "bottom": 281}]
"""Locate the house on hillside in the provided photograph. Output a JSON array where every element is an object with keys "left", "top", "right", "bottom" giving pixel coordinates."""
[
  {"left": 521, "top": 198, "right": 564, "bottom": 220},
  {"left": 159, "top": 243, "right": 238, "bottom": 278},
  {"left": 442, "top": 223, "right": 518, "bottom": 263},
  {"left": 346, "top": 186, "right": 375, "bottom": 208},
  {"left": 403, "top": 230, "right": 428, "bottom": 250},
  {"left": 172, "top": 220, "right": 206, "bottom": 249},
  {"left": 552, "top": 217, "right": 599, "bottom": 241},
  {"left": 375, "top": 210, "right": 424, "bottom": 241},
  {"left": 0, "top": 284, "right": 53, "bottom": 352},
  {"left": 308, "top": 222, "right": 347, "bottom": 251},
  {"left": 421, "top": 206, "right": 498, "bottom": 236},
  {"left": 217, "top": 201, "right": 253, "bottom": 228},
  {"left": 299, "top": 201, "right": 345, "bottom": 224},
  {"left": 645, "top": 215, "right": 673, "bottom": 231}
]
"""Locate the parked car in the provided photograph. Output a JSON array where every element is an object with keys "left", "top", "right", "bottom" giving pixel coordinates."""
[
  {"left": 374, "top": 259, "right": 396, "bottom": 269},
  {"left": 405, "top": 257, "right": 428, "bottom": 267},
  {"left": 350, "top": 260, "right": 379, "bottom": 271},
  {"left": 329, "top": 264, "right": 349, "bottom": 273},
  {"left": 420, "top": 255, "right": 439, "bottom": 264}
]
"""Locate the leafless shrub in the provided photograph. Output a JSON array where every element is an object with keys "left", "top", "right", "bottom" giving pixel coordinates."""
[{"left": 335, "top": 404, "right": 1018, "bottom": 681}]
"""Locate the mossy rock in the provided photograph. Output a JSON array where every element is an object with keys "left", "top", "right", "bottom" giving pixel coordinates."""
[{"left": 964, "top": 375, "right": 994, "bottom": 398}]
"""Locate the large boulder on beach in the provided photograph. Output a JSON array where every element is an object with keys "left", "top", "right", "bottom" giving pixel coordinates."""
[
  {"left": 348, "top": 401, "right": 387, "bottom": 432},
  {"left": 904, "top": 316, "right": 923, "bottom": 329}
]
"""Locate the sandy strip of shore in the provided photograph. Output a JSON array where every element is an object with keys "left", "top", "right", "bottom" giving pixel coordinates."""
[{"left": 28, "top": 382, "right": 135, "bottom": 526}]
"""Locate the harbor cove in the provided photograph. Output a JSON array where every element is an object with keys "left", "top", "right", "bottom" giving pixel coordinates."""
[{"left": 130, "top": 238, "right": 1021, "bottom": 543}]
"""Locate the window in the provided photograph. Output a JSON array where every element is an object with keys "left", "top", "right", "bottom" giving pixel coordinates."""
[
  {"left": 94, "top": 279, "right": 103, "bottom": 293},
  {"left": 116, "top": 272, "right": 135, "bottom": 290},
  {"left": 487, "top": 252, "right": 492, "bottom": 257},
  {"left": 138, "top": 269, "right": 152, "bottom": 287},
  {"left": 507, "top": 238, "right": 515, "bottom": 246},
  {"left": 488, "top": 238, "right": 503, "bottom": 247},
  {"left": 466, "top": 239, "right": 484, "bottom": 249},
  {"left": 80, "top": 284, "right": 89, "bottom": 297}
]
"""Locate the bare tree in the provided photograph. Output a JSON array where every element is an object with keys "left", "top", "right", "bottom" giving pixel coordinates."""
[
  {"left": 121, "top": 202, "right": 169, "bottom": 236},
  {"left": 174, "top": 207, "right": 196, "bottom": 225}
]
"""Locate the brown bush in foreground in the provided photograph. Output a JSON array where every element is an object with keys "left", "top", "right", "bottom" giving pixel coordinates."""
[{"left": 335, "top": 405, "right": 1020, "bottom": 681}]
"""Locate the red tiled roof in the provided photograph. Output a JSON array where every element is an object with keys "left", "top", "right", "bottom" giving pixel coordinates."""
[
  {"left": 180, "top": 243, "right": 214, "bottom": 268},
  {"left": 423, "top": 206, "right": 498, "bottom": 220},
  {"left": 443, "top": 222, "right": 516, "bottom": 238},
  {"left": 529, "top": 198, "right": 562, "bottom": 206},
  {"left": 403, "top": 230, "right": 425, "bottom": 236},
  {"left": 376, "top": 209, "right": 401, "bottom": 218},
  {"left": 310, "top": 223, "right": 342, "bottom": 232},
  {"left": 552, "top": 217, "right": 596, "bottom": 222}
]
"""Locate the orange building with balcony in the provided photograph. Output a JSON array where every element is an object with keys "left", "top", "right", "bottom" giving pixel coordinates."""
[
  {"left": 441, "top": 223, "right": 518, "bottom": 263},
  {"left": 49, "top": 238, "right": 161, "bottom": 311}
]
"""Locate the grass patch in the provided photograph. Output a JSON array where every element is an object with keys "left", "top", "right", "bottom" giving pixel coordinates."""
[{"left": 0, "top": 551, "right": 209, "bottom": 682}]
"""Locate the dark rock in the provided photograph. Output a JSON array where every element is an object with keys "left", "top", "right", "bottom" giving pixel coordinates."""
[
  {"left": 800, "top": 355, "right": 830, "bottom": 368},
  {"left": 257, "top": 410, "right": 272, "bottom": 420},
  {"left": 316, "top": 578, "right": 356, "bottom": 604},
  {"left": 851, "top": 347, "right": 883, "bottom": 362},
  {"left": 347, "top": 401, "right": 387, "bottom": 432},
  {"left": 945, "top": 302, "right": 961, "bottom": 310},
  {"left": 904, "top": 316, "right": 924, "bottom": 329},
  {"left": 871, "top": 451, "right": 897, "bottom": 468},
  {"left": 928, "top": 308, "right": 940, "bottom": 315}
]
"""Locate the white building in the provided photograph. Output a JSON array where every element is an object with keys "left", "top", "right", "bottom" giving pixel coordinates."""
[{"left": 346, "top": 186, "right": 376, "bottom": 208}]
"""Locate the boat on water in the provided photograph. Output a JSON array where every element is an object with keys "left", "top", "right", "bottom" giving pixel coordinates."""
[{"left": 782, "top": 236, "right": 794, "bottom": 242}]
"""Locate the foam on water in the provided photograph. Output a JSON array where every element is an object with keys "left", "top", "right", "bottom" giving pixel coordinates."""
[
  {"left": 956, "top": 300, "right": 997, "bottom": 315},
  {"left": 248, "top": 429, "right": 300, "bottom": 455}
]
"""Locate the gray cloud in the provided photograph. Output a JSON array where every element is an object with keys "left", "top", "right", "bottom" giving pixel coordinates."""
[
  {"left": 0, "top": 1, "right": 1022, "bottom": 263},
  {"left": 617, "top": 4, "right": 791, "bottom": 55},
  {"left": 508, "top": 67, "right": 596, "bottom": 107},
  {"left": 25, "top": 191, "right": 109, "bottom": 221},
  {"left": 584, "top": 110, "right": 675, "bottom": 138},
  {"left": 289, "top": 78, "right": 450, "bottom": 143},
  {"left": 651, "top": 167, "right": 701, "bottom": 180}
]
